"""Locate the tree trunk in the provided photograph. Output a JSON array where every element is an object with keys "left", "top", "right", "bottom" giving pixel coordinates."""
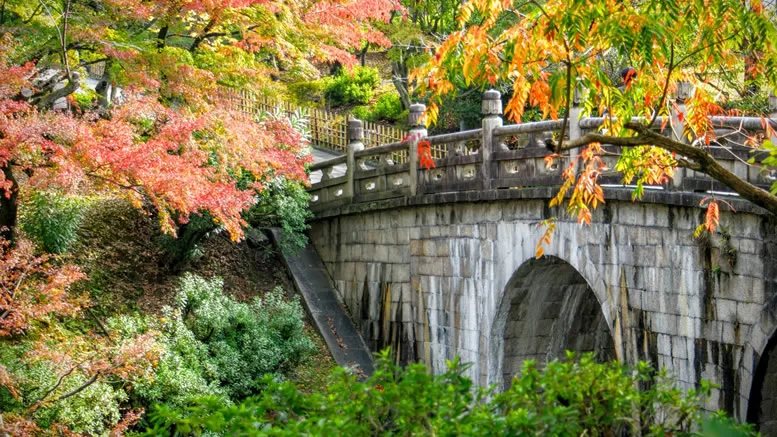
[
  {"left": 0, "top": 164, "right": 18, "bottom": 244},
  {"left": 391, "top": 61, "right": 411, "bottom": 110},
  {"left": 359, "top": 44, "right": 368, "bottom": 67},
  {"left": 95, "top": 61, "right": 111, "bottom": 109},
  {"left": 157, "top": 25, "right": 168, "bottom": 50}
]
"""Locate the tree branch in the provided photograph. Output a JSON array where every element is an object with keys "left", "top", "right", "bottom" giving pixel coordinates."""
[
  {"left": 33, "top": 71, "right": 81, "bottom": 110},
  {"left": 649, "top": 43, "right": 674, "bottom": 128},
  {"left": 560, "top": 123, "right": 777, "bottom": 216},
  {"left": 56, "top": 373, "right": 99, "bottom": 401}
]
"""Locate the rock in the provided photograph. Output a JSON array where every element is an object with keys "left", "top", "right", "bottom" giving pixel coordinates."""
[{"left": 246, "top": 227, "right": 269, "bottom": 248}]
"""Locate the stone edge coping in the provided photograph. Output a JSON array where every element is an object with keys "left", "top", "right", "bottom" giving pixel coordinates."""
[{"left": 309, "top": 187, "right": 771, "bottom": 221}]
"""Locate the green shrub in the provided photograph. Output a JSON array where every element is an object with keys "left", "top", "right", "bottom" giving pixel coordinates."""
[
  {"left": 352, "top": 105, "right": 371, "bottom": 120},
  {"left": 144, "top": 351, "right": 756, "bottom": 436},
  {"left": 352, "top": 94, "right": 406, "bottom": 123},
  {"left": 324, "top": 66, "right": 380, "bottom": 107},
  {"left": 20, "top": 191, "right": 88, "bottom": 253},
  {"left": 287, "top": 80, "right": 328, "bottom": 106},
  {"left": 0, "top": 344, "right": 127, "bottom": 436},
  {"left": 134, "top": 274, "right": 314, "bottom": 409},
  {"left": 72, "top": 88, "right": 100, "bottom": 112},
  {"left": 369, "top": 93, "right": 405, "bottom": 122},
  {"left": 244, "top": 178, "right": 312, "bottom": 254},
  {"left": 155, "top": 212, "right": 222, "bottom": 269}
]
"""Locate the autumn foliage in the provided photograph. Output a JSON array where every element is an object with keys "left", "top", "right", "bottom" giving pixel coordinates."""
[{"left": 413, "top": 0, "right": 777, "bottom": 256}]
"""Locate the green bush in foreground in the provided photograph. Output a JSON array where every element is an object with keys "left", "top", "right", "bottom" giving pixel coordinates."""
[
  {"left": 134, "top": 274, "right": 316, "bottom": 409},
  {"left": 143, "top": 351, "right": 755, "bottom": 436}
]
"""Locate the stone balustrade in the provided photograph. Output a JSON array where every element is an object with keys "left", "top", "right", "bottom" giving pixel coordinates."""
[{"left": 308, "top": 89, "right": 777, "bottom": 212}]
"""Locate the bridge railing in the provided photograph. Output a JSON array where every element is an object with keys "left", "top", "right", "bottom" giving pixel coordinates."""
[{"left": 307, "top": 88, "right": 777, "bottom": 211}]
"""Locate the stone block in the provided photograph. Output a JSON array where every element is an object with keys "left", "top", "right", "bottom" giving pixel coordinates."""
[
  {"left": 658, "top": 333, "right": 672, "bottom": 356},
  {"left": 422, "top": 240, "right": 436, "bottom": 257},
  {"left": 651, "top": 312, "right": 678, "bottom": 335},
  {"left": 392, "top": 265, "right": 410, "bottom": 283},
  {"left": 628, "top": 289, "right": 642, "bottom": 310},
  {"left": 737, "top": 302, "right": 762, "bottom": 325},
  {"left": 455, "top": 224, "right": 476, "bottom": 238},
  {"left": 737, "top": 238, "right": 760, "bottom": 255},
  {"left": 702, "top": 320, "right": 722, "bottom": 343},
  {"left": 676, "top": 316, "right": 701, "bottom": 338},
  {"left": 716, "top": 299, "right": 737, "bottom": 322},
  {"left": 410, "top": 240, "right": 423, "bottom": 256},
  {"left": 678, "top": 294, "right": 702, "bottom": 319},
  {"left": 720, "top": 321, "right": 737, "bottom": 345},
  {"left": 480, "top": 241, "right": 493, "bottom": 261},
  {"left": 642, "top": 291, "right": 660, "bottom": 312},
  {"left": 646, "top": 228, "right": 665, "bottom": 245}
]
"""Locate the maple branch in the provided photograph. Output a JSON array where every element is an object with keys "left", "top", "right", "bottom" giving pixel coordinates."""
[
  {"left": 33, "top": 71, "right": 81, "bottom": 110},
  {"left": 557, "top": 61, "right": 573, "bottom": 153},
  {"left": 559, "top": 123, "right": 777, "bottom": 216},
  {"left": 61, "top": 0, "right": 71, "bottom": 79},
  {"left": 189, "top": 19, "right": 217, "bottom": 52},
  {"left": 649, "top": 43, "right": 674, "bottom": 129},
  {"left": 30, "top": 366, "right": 77, "bottom": 409},
  {"left": 56, "top": 372, "right": 99, "bottom": 401},
  {"left": 23, "top": 3, "right": 43, "bottom": 24}
]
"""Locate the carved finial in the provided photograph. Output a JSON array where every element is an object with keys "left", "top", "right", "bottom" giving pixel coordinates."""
[
  {"left": 675, "top": 81, "right": 693, "bottom": 103},
  {"left": 409, "top": 103, "right": 426, "bottom": 128},
  {"left": 347, "top": 119, "right": 363, "bottom": 143},
  {"left": 482, "top": 89, "right": 502, "bottom": 116},
  {"left": 573, "top": 80, "right": 585, "bottom": 106}
]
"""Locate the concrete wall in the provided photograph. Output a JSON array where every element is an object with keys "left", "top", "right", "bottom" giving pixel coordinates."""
[{"left": 309, "top": 197, "right": 777, "bottom": 423}]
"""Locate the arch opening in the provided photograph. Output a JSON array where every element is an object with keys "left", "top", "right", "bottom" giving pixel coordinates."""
[
  {"left": 747, "top": 334, "right": 777, "bottom": 435},
  {"left": 496, "top": 256, "right": 615, "bottom": 388}
]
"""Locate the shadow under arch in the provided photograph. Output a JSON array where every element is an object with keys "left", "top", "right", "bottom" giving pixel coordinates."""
[
  {"left": 490, "top": 255, "right": 616, "bottom": 389},
  {"left": 746, "top": 328, "right": 777, "bottom": 434}
]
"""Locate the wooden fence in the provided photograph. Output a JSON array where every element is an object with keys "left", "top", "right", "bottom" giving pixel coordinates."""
[{"left": 217, "top": 88, "right": 407, "bottom": 153}]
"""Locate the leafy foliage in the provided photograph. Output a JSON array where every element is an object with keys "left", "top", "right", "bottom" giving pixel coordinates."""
[
  {"left": 143, "top": 350, "right": 754, "bottom": 436},
  {"left": 413, "top": 0, "right": 777, "bottom": 252},
  {"left": 0, "top": 239, "right": 86, "bottom": 337},
  {"left": 20, "top": 191, "right": 89, "bottom": 254},
  {"left": 245, "top": 178, "right": 312, "bottom": 254},
  {"left": 325, "top": 66, "right": 381, "bottom": 106},
  {"left": 135, "top": 274, "right": 315, "bottom": 407},
  {"left": 353, "top": 93, "right": 407, "bottom": 123}
]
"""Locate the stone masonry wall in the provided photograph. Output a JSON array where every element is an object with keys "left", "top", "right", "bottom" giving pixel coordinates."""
[{"left": 309, "top": 198, "right": 777, "bottom": 422}]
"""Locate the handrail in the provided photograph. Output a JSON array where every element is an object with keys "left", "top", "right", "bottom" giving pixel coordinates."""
[
  {"left": 309, "top": 155, "right": 346, "bottom": 171},
  {"left": 578, "top": 116, "right": 667, "bottom": 130},
  {"left": 709, "top": 116, "right": 777, "bottom": 130},
  {"left": 306, "top": 90, "right": 777, "bottom": 211},
  {"left": 427, "top": 129, "right": 483, "bottom": 145},
  {"left": 493, "top": 120, "right": 564, "bottom": 137},
  {"left": 353, "top": 141, "right": 407, "bottom": 158}
]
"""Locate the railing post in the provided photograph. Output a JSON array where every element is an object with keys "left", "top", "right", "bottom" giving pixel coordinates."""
[
  {"left": 568, "top": 82, "right": 584, "bottom": 163},
  {"left": 408, "top": 103, "right": 427, "bottom": 196},
  {"left": 670, "top": 80, "right": 692, "bottom": 190},
  {"left": 346, "top": 119, "right": 364, "bottom": 199},
  {"left": 482, "top": 89, "right": 503, "bottom": 190}
]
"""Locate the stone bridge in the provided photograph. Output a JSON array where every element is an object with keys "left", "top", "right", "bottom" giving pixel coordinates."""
[{"left": 305, "top": 90, "right": 777, "bottom": 431}]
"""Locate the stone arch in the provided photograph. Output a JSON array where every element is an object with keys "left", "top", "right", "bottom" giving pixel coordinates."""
[
  {"left": 739, "top": 301, "right": 777, "bottom": 430},
  {"left": 489, "top": 255, "right": 616, "bottom": 389}
]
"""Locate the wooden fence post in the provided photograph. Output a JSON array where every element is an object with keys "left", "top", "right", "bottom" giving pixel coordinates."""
[
  {"left": 408, "top": 103, "right": 427, "bottom": 196},
  {"left": 481, "top": 89, "right": 503, "bottom": 190},
  {"left": 346, "top": 119, "right": 364, "bottom": 199}
]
